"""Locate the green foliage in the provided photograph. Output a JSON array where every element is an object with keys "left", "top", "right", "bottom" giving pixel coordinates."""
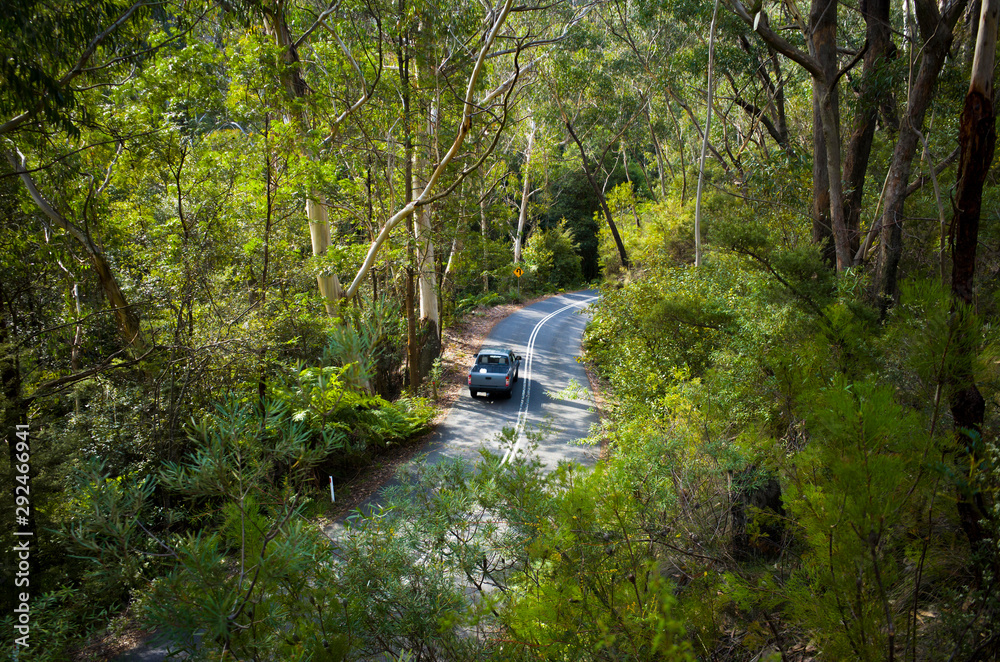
[
  {"left": 583, "top": 186, "right": 999, "bottom": 659},
  {"left": 536, "top": 169, "right": 604, "bottom": 280},
  {"left": 0, "top": 0, "right": 161, "bottom": 136},
  {"left": 161, "top": 398, "right": 330, "bottom": 494},
  {"left": 455, "top": 290, "right": 504, "bottom": 316},
  {"left": 3, "top": 0, "right": 998, "bottom": 658},
  {"left": 146, "top": 501, "right": 350, "bottom": 661},
  {"left": 780, "top": 378, "right": 942, "bottom": 659},
  {"left": 523, "top": 219, "right": 584, "bottom": 290},
  {"left": 598, "top": 185, "right": 695, "bottom": 274},
  {"left": 499, "top": 462, "right": 695, "bottom": 661},
  {"left": 144, "top": 398, "right": 353, "bottom": 660},
  {"left": 0, "top": 587, "right": 115, "bottom": 662},
  {"left": 268, "top": 363, "right": 431, "bottom": 467},
  {"left": 327, "top": 428, "right": 693, "bottom": 661}
]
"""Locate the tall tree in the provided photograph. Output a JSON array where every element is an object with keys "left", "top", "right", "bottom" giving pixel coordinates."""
[
  {"left": 728, "top": 0, "right": 852, "bottom": 271},
  {"left": 544, "top": 42, "right": 638, "bottom": 272},
  {"left": 0, "top": 0, "right": 192, "bottom": 351},
  {"left": 842, "top": 0, "right": 896, "bottom": 258},
  {"left": 5, "top": 150, "right": 145, "bottom": 350},
  {"left": 514, "top": 113, "right": 538, "bottom": 264},
  {"left": 947, "top": 0, "right": 998, "bottom": 582},
  {"left": 871, "top": 0, "right": 969, "bottom": 308},
  {"left": 258, "top": 0, "right": 382, "bottom": 314},
  {"left": 694, "top": 0, "right": 720, "bottom": 268},
  {"left": 342, "top": 0, "right": 578, "bottom": 299}
]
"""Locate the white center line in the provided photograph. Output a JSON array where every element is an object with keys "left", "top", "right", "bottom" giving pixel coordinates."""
[{"left": 501, "top": 294, "right": 598, "bottom": 465}]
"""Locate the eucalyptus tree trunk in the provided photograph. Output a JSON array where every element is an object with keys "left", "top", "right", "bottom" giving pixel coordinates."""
[
  {"left": 872, "top": 0, "right": 968, "bottom": 309},
  {"left": 409, "top": 18, "right": 442, "bottom": 378},
  {"left": 695, "top": 0, "right": 719, "bottom": 268},
  {"left": 513, "top": 115, "right": 536, "bottom": 264},
  {"left": 646, "top": 108, "right": 667, "bottom": 200},
  {"left": 341, "top": 0, "right": 521, "bottom": 301},
  {"left": 262, "top": 7, "right": 342, "bottom": 313},
  {"left": 398, "top": 32, "right": 420, "bottom": 389},
  {"left": 306, "top": 199, "right": 343, "bottom": 313},
  {"left": 811, "top": 86, "right": 834, "bottom": 264},
  {"left": 810, "top": 0, "right": 851, "bottom": 272},
  {"left": 948, "top": 0, "right": 998, "bottom": 581},
  {"left": 808, "top": 0, "right": 837, "bottom": 266},
  {"left": 7, "top": 150, "right": 145, "bottom": 351},
  {"left": 728, "top": 0, "right": 851, "bottom": 270},
  {"left": 842, "top": 0, "right": 895, "bottom": 259},
  {"left": 414, "top": 96, "right": 440, "bottom": 329},
  {"left": 261, "top": 3, "right": 374, "bottom": 393}
]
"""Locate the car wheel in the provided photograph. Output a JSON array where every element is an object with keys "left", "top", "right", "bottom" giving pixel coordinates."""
[
  {"left": 469, "top": 389, "right": 477, "bottom": 398},
  {"left": 514, "top": 369, "right": 519, "bottom": 383}
]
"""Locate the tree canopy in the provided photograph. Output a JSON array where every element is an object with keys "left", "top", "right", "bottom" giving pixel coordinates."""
[{"left": 2, "top": 0, "right": 999, "bottom": 660}]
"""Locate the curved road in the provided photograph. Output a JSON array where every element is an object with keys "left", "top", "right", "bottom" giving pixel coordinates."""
[
  {"left": 424, "top": 289, "right": 599, "bottom": 466},
  {"left": 114, "top": 290, "right": 599, "bottom": 661},
  {"left": 345, "top": 289, "right": 600, "bottom": 520}
]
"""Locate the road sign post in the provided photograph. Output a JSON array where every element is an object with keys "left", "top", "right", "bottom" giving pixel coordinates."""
[{"left": 513, "top": 265, "right": 523, "bottom": 296}]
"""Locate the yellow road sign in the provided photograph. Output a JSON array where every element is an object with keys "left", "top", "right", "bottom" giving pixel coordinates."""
[{"left": 514, "top": 266, "right": 523, "bottom": 278}]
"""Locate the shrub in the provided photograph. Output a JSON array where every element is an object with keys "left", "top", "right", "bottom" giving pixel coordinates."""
[{"left": 523, "top": 219, "right": 583, "bottom": 289}]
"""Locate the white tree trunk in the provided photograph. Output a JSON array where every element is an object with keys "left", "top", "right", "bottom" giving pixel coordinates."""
[
  {"left": 514, "top": 116, "right": 536, "bottom": 263},
  {"left": 415, "top": 204, "right": 439, "bottom": 323},
  {"left": 307, "top": 198, "right": 341, "bottom": 314},
  {"left": 342, "top": 0, "right": 518, "bottom": 300},
  {"left": 415, "top": 100, "right": 440, "bottom": 326},
  {"left": 694, "top": 0, "right": 719, "bottom": 267}
]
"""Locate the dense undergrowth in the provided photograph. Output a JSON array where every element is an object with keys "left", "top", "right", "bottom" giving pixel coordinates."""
[
  {"left": 560, "top": 184, "right": 1000, "bottom": 660},
  {"left": 3, "top": 186, "right": 998, "bottom": 661}
]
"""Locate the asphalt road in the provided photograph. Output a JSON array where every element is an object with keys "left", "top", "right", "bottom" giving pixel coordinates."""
[
  {"left": 114, "top": 290, "right": 599, "bottom": 660},
  {"left": 420, "top": 289, "right": 599, "bottom": 465},
  {"left": 342, "top": 289, "right": 600, "bottom": 519}
]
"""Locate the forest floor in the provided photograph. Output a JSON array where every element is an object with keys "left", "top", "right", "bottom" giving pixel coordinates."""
[{"left": 88, "top": 291, "right": 610, "bottom": 661}]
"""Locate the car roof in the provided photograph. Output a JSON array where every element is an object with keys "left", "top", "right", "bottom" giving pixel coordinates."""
[{"left": 478, "top": 348, "right": 510, "bottom": 355}]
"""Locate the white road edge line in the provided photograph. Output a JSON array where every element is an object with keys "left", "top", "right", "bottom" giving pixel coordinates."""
[{"left": 500, "top": 294, "right": 598, "bottom": 466}]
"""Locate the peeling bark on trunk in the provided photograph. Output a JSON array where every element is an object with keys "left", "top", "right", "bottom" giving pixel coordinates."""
[
  {"left": 307, "top": 199, "right": 342, "bottom": 314},
  {"left": 811, "top": 84, "right": 835, "bottom": 265},
  {"left": 948, "top": 0, "right": 998, "bottom": 582},
  {"left": 415, "top": 205, "right": 439, "bottom": 325}
]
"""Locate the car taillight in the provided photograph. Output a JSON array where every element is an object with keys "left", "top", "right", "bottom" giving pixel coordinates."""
[
  {"left": 468, "top": 375, "right": 472, "bottom": 385},
  {"left": 505, "top": 374, "right": 510, "bottom": 387}
]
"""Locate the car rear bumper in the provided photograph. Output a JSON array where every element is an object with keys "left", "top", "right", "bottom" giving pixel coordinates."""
[{"left": 469, "top": 384, "right": 511, "bottom": 394}]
